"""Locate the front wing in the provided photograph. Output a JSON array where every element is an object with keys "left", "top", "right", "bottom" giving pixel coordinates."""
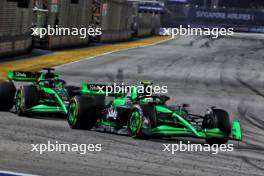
[{"left": 150, "top": 120, "right": 242, "bottom": 141}]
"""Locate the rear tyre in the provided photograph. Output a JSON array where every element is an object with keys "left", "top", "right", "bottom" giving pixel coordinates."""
[
  {"left": 203, "top": 109, "right": 231, "bottom": 145},
  {"left": 68, "top": 96, "right": 101, "bottom": 130},
  {"left": 128, "top": 105, "right": 156, "bottom": 139},
  {"left": 0, "top": 81, "right": 16, "bottom": 111},
  {"left": 15, "top": 85, "right": 38, "bottom": 116}
]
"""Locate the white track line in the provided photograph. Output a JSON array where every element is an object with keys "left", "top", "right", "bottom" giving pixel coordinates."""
[
  {"left": 55, "top": 37, "right": 173, "bottom": 68},
  {"left": 0, "top": 170, "right": 39, "bottom": 176}
]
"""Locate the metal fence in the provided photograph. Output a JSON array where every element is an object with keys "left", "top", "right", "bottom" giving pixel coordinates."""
[
  {"left": 0, "top": 0, "right": 162, "bottom": 57},
  {"left": 32, "top": 0, "right": 93, "bottom": 49},
  {"left": 0, "top": 0, "right": 32, "bottom": 58},
  {"left": 99, "top": 0, "right": 133, "bottom": 42}
]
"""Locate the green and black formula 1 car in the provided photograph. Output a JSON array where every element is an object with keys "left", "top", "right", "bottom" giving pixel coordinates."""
[
  {"left": 0, "top": 68, "right": 80, "bottom": 116},
  {"left": 67, "top": 82, "right": 242, "bottom": 144}
]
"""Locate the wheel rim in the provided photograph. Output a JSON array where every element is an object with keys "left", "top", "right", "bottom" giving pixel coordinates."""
[
  {"left": 15, "top": 91, "right": 23, "bottom": 114},
  {"left": 129, "top": 111, "right": 141, "bottom": 135},
  {"left": 68, "top": 101, "right": 77, "bottom": 125}
]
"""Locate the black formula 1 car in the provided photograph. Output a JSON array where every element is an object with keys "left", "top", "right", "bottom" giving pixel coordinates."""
[
  {"left": 67, "top": 81, "right": 242, "bottom": 145},
  {"left": 0, "top": 68, "right": 80, "bottom": 116}
]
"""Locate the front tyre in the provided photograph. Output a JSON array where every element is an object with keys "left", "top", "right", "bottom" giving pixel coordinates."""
[
  {"left": 15, "top": 85, "right": 38, "bottom": 116},
  {"left": 203, "top": 109, "right": 231, "bottom": 145},
  {"left": 68, "top": 96, "right": 98, "bottom": 130},
  {"left": 128, "top": 105, "right": 156, "bottom": 139}
]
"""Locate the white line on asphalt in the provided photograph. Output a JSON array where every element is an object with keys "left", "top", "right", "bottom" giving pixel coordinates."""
[{"left": 0, "top": 170, "right": 39, "bottom": 176}]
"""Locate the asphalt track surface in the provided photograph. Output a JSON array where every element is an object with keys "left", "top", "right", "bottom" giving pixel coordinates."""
[{"left": 1, "top": 34, "right": 264, "bottom": 176}]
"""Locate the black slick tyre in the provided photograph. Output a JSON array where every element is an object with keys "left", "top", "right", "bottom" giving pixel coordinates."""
[
  {"left": 0, "top": 81, "right": 16, "bottom": 111},
  {"left": 128, "top": 104, "right": 157, "bottom": 139},
  {"left": 203, "top": 109, "right": 231, "bottom": 145},
  {"left": 15, "top": 85, "right": 38, "bottom": 116},
  {"left": 68, "top": 96, "right": 100, "bottom": 130}
]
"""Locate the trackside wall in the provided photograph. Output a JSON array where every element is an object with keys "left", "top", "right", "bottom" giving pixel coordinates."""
[
  {"left": 0, "top": 0, "right": 32, "bottom": 58},
  {"left": 99, "top": 0, "right": 133, "bottom": 42}
]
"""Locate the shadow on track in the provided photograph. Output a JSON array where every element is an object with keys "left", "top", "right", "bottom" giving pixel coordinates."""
[{"left": 8, "top": 108, "right": 66, "bottom": 121}]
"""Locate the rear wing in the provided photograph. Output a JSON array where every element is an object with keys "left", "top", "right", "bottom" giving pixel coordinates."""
[
  {"left": 7, "top": 71, "right": 41, "bottom": 82},
  {"left": 81, "top": 83, "right": 127, "bottom": 97}
]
